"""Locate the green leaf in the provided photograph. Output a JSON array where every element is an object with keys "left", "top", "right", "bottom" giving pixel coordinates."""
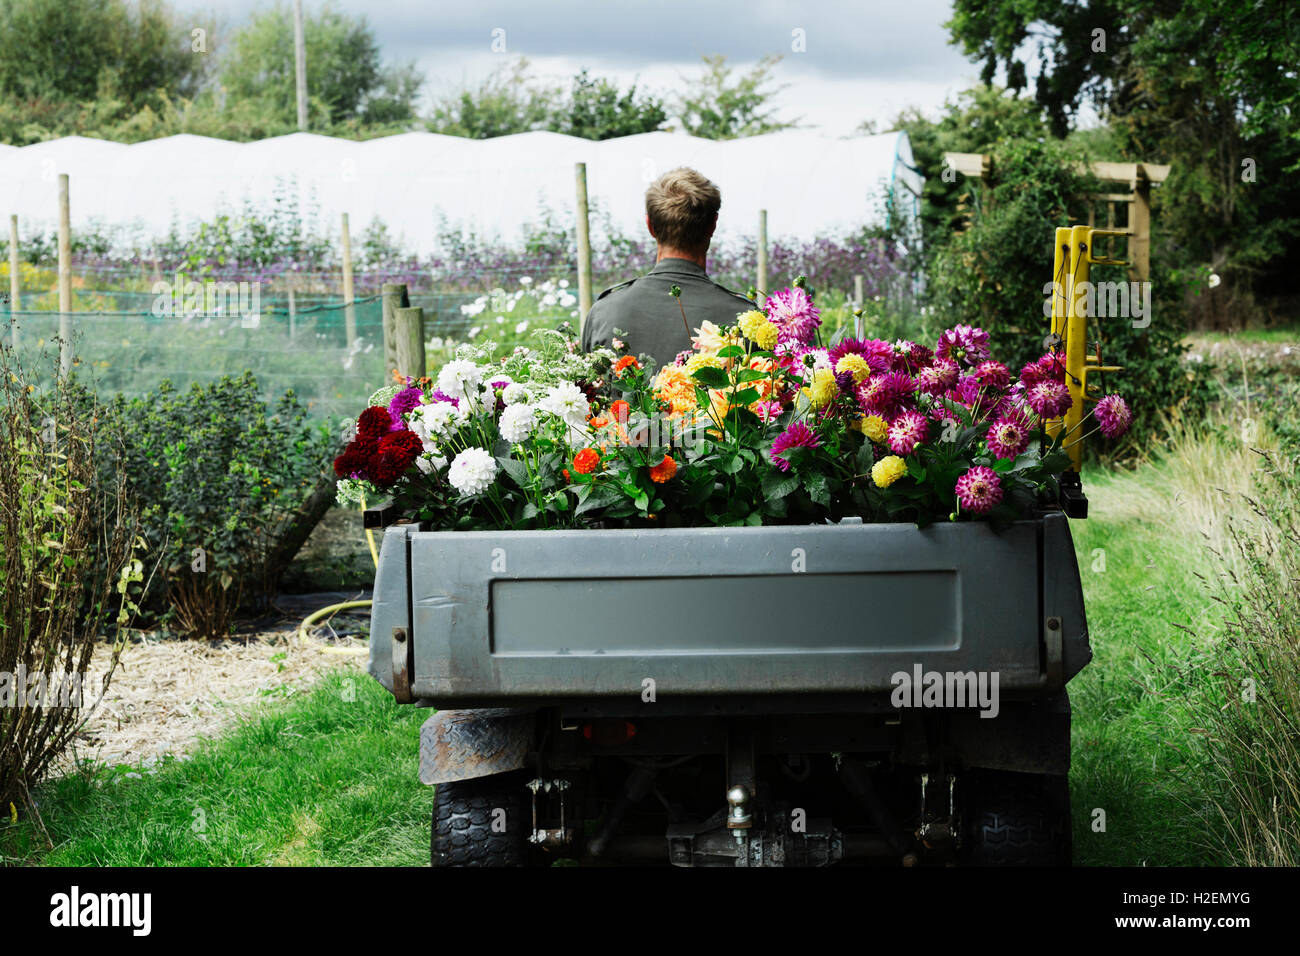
[
  {"left": 716, "top": 345, "right": 745, "bottom": 359},
  {"left": 691, "top": 366, "right": 730, "bottom": 388},
  {"left": 761, "top": 470, "right": 800, "bottom": 500}
]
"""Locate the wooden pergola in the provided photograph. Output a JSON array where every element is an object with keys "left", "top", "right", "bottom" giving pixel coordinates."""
[{"left": 943, "top": 152, "right": 1171, "bottom": 282}]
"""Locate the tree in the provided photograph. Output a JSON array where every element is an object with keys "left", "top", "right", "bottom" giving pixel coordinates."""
[
  {"left": 676, "top": 54, "right": 799, "bottom": 139},
  {"left": 426, "top": 59, "right": 557, "bottom": 138},
  {"left": 219, "top": 1, "right": 419, "bottom": 127},
  {"left": 946, "top": 0, "right": 1300, "bottom": 327},
  {"left": 554, "top": 70, "right": 666, "bottom": 140},
  {"left": 0, "top": 0, "right": 206, "bottom": 107}
]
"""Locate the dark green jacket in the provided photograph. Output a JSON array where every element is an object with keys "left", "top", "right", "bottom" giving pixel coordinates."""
[{"left": 580, "top": 258, "right": 753, "bottom": 369}]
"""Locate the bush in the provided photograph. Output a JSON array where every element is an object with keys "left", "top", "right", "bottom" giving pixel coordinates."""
[
  {"left": 928, "top": 137, "right": 1210, "bottom": 454},
  {"left": 0, "top": 348, "right": 145, "bottom": 809},
  {"left": 105, "top": 372, "right": 335, "bottom": 638}
]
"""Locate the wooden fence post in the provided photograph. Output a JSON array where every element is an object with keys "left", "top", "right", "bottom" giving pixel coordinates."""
[
  {"left": 381, "top": 282, "right": 410, "bottom": 381},
  {"left": 853, "top": 274, "right": 864, "bottom": 338},
  {"left": 394, "top": 306, "right": 426, "bottom": 381},
  {"left": 341, "top": 212, "right": 356, "bottom": 349},
  {"left": 757, "top": 209, "right": 768, "bottom": 304},
  {"left": 7, "top": 214, "right": 18, "bottom": 347},
  {"left": 57, "top": 174, "right": 72, "bottom": 376},
  {"left": 575, "top": 162, "right": 593, "bottom": 333}
]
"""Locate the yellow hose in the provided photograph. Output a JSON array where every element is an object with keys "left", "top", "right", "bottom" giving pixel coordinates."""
[{"left": 295, "top": 497, "right": 381, "bottom": 644}]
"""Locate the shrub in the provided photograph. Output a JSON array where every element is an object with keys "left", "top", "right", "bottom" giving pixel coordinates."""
[
  {"left": 928, "top": 137, "right": 1210, "bottom": 454},
  {"left": 0, "top": 348, "right": 145, "bottom": 809},
  {"left": 105, "top": 372, "right": 336, "bottom": 638}
]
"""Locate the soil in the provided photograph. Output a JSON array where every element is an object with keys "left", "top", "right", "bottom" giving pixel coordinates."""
[{"left": 58, "top": 600, "right": 372, "bottom": 773}]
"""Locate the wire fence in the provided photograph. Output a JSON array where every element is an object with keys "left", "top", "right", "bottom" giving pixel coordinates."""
[{"left": 0, "top": 285, "right": 572, "bottom": 424}]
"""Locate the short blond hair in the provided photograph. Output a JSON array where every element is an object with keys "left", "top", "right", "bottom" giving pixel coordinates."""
[{"left": 645, "top": 167, "right": 721, "bottom": 253}]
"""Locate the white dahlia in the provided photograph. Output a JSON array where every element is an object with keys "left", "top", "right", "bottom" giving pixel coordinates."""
[
  {"left": 448, "top": 448, "right": 498, "bottom": 496},
  {"left": 498, "top": 403, "right": 537, "bottom": 444}
]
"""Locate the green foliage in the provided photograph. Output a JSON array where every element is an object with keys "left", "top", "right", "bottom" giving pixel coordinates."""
[
  {"left": 555, "top": 69, "right": 667, "bottom": 140},
  {"left": 675, "top": 54, "right": 798, "bottom": 140},
  {"left": 220, "top": 1, "right": 419, "bottom": 127},
  {"left": 426, "top": 59, "right": 556, "bottom": 139},
  {"left": 927, "top": 136, "right": 1209, "bottom": 451},
  {"left": 945, "top": 0, "right": 1300, "bottom": 329},
  {"left": 1, "top": 348, "right": 145, "bottom": 808},
  {"left": 0, "top": 0, "right": 207, "bottom": 107},
  {"left": 426, "top": 58, "right": 667, "bottom": 141},
  {"left": 105, "top": 373, "right": 334, "bottom": 636}
]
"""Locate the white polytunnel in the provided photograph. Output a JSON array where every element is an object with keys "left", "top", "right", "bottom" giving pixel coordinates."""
[{"left": 0, "top": 129, "right": 923, "bottom": 254}]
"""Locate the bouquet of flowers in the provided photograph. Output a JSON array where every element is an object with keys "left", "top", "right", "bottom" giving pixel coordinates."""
[{"left": 334, "top": 278, "right": 1131, "bottom": 530}]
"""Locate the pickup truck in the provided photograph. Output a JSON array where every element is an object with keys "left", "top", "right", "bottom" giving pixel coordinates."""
[{"left": 366, "top": 502, "right": 1089, "bottom": 866}]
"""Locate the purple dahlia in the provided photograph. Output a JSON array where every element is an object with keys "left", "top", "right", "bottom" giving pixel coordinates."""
[
  {"left": 769, "top": 422, "right": 820, "bottom": 472},
  {"left": 1094, "top": 394, "right": 1133, "bottom": 439},
  {"left": 955, "top": 465, "right": 1004, "bottom": 515}
]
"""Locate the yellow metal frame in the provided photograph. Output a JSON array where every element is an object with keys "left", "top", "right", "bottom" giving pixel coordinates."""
[{"left": 1047, "top": 225, "right": 1124, "bottom": 471}]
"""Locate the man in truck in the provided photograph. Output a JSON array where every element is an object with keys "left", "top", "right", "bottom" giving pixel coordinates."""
[{"left": 579, "top": 167, "right": 753, "bottom": 368}]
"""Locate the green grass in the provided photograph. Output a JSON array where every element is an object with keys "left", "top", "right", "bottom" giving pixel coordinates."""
[
  {"left": 1, "top": 432, "right": 1261, "bottom": 867},
  {"left": 1, "top": 672, "right": 429, "bottom": 866},
  {"left": 1186, "top": 326, "right": 1300, "bottom": 345},
  {"left": 1068, "top": 477, "right": 1223, "bottom": 865}
]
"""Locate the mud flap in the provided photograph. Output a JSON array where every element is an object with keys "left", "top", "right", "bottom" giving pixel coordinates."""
[{"left": 418, "top": 708, "right": 536, "bottom": 786}]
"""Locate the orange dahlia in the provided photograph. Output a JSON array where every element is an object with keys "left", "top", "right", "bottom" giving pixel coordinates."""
[
  {"left": 573, "top": 448, "right": 601, "bottom": 474},
  {"left": 614, "top": 355, "right": 641, "bottom": 376},
  {"left": 610, "top": 400, "right": 631, "bottom": 423},
  {"left": 649, "top": 455, "right": 678, "bottom": 484}
]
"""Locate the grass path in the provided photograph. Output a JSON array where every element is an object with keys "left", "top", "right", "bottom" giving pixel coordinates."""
[
  {"left": 3, "top": 674, "right": 427, "bottom": 866},
  {"left": 4, "top": 445, "right": 1251, "bottom": 866}
]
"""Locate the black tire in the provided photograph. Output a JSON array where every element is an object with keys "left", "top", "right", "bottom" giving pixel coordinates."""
[
  {"left": 431, "top": 771, "right": 530, "bottom": 867},
  {"left": 963, "top": 770, "right": 1071, "bottom": 866}
]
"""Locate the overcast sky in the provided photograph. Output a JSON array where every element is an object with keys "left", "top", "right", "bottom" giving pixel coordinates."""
[{"left": 191, "top": 0, "right": 991, "bottom": 135}]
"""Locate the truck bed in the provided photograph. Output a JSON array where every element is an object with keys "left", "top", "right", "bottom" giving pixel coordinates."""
[{"left": 368, "top": 512, "right": 1090, "bottom": 705}]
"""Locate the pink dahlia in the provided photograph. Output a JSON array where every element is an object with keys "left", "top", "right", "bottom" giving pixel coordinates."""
[
  {"left": 891, "top": 340, "right": 935, "bottom": 374},
  {"left": 753, "top": 400, "right": 784, "bottom": 423},
  {"left": 986, "top": 414, "right": 1033, "bottom": 460},
  {"left": 856, "top": 370, "right": 914, "bottom": 418},
  {"left": 770, "top": 421, "right": 820, "bottom": 472},
  {"left": 955, "top": 465, "right": 1004, "bottom": 515},
  {"left": 766, "top": 287, "right": 822, "bottom": 346},
  {"left": 828, "top": 338, "right": 894, "bottom": 375},
  {"left": 935, "top": 324, "right": 990, "bottom": 366},
  {"left": 1020, "top": 351, "right": 1067, "bottom": 389},
  {"left": 973, "top": 361, "right": 1011, "bottom": 392},
  {"left": 917, "top": 357, "right": 960, "bottom": 396},
  {"left": 887, "top": 409, "right": 930, "bottom": 456},
  {"left": 1027, "top": 380, "right": 1072, "bottom": 419},
  {"left": 1094, "top": 394, "right": 1133, "bottom": 439}
]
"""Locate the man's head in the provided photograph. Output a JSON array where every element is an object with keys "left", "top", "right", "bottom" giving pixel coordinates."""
[{"left": 645, "top": 167, "right": 721, "bottom": 260}]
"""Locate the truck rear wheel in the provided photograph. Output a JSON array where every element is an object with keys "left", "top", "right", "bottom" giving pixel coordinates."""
[
  {"left": 963, "top": 770, "right": 1071, "bottom": 866},
  {"left": 431, "top": 772, "right": 529, "bottom": 867}
]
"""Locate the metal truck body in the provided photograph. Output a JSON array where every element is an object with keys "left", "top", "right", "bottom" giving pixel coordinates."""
[{"left": 369, "top": 510, "right": 1089, "bottom": 866}]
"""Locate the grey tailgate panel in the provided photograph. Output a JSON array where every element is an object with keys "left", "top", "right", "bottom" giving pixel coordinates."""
[{"left": 408, "top": 520, "right": 1046, "bottom": 699}]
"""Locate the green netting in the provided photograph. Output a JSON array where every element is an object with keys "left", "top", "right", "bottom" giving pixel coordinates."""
[{"left": 0, "top": 292, "right": 500, "bottom": 424}]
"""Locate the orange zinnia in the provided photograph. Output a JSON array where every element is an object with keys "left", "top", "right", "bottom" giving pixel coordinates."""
[
  {"left": 573, "top": 448, "right": 601, "bottom": 474},
  {"left": 610, "top": 400, "right": 631, "bottom": 423},
  {"left": 614, "top": 355, "right": 641, "bottom": 375},
  {"left": 562, "top": 468, "right": 571, "bottom": 482},
  {"left": 589, "top": 414, "right": 609, "bottom": 428},
  {"left": 649, "top": 454, "right": 677, "bottom": 484}
]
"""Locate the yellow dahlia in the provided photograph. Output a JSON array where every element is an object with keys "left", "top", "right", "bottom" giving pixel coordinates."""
[
  {"left": 805, "top": 367, "right": 838, "bottom": 411},
  {"left": 738, "top": 310, "right": 780, "bottom": 351},
  {"left": 871, "top": 455, "right": 908, "bottom": 488},
  {"left": 860, "top": 414, "right": 888, "bottom": 443},
  {"left": 684, "top": 353, "right": 723, "bottom": 376},
  {"left": 835, "top": 353, "right": 872, "bottom": 384}
]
